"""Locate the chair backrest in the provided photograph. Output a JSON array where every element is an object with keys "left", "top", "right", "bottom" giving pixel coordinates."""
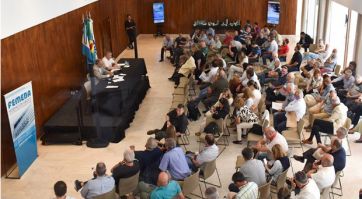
[
  {"left": 258, "top": 97, "right": 266, "bottom": 114},
  {"left": 201, "top": 159, "right": 217, "bottom": 180},
  {"left": 118, "top": 171, "right": 140, "bottom": 196},
  {"left": 297, "top": 119, "right": 305, "bottom": 138},
  {"left": 275, "top": 168, "right": 289, "bottom": 190},
  {"left": 182, "top": 170, "right": 200, "bottom": 196},
  {"left": 93, "top": 188, "right": 117, "bottom": 199},
  {"left": 343, "top": 118, "right": 352, "bottom": 130},
  {"left": 334, "top": 65, "right": 342, "bottom": 76},
  {"left": 332, "top": 171, "right": 342, "bottom": 187},
  {"left": 258, "top": 181, "right": 271, "bottom": 199},
  {"left": 320, "top": 187, "right": 331, "bottom": 198},
  {"left": 309, "top": 44, "right": 318, "bottom": 52}
]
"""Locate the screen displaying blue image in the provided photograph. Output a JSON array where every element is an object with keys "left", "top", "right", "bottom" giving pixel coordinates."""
[
  {"left": 153, "top": 2, "right": 165, "bottom": 24},
  {"left": 267, "top": 1, "right": 280, "bottom": 24}
]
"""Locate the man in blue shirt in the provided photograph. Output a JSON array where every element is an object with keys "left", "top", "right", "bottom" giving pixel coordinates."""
[
  {"left": 150, "top": 172, "right": 185, "bottom": 199},
  {"left": 75, "top": 162, "right": 115, "bottom": 199},
  {"left": 159, "top": 138, "right": 191, "bottom": 180},
  {"left": 294, "top": 127, "right": 347, "bottom": 173}
]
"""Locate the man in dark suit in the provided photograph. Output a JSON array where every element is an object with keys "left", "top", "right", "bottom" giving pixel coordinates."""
[
  {"left": 125, "top": 14, "right": 136, "bottom": 49},
  {"left": 298, "top": 32, "right": 313, "bottom": 52}
]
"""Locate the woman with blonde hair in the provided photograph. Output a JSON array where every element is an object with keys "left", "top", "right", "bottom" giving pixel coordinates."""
[
  {"left": 265, "top": 144, "right": 290, "bottom": 184},
  {"left": 233, "top": 96, "right": 259, "bottom": 144}
]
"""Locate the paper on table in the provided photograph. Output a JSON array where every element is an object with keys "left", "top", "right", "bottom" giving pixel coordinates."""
[
  {"left": 286, "top": 112, "right": 297, "bottom": 128},
  {"left": 113, "top": 78, "right": 124, "bottom": 82},
  {"left": 119, "top": 73, "right": 126, "bottom": 76},
  {"left": 106, "top": 85, "right": 119, "bottom": 88},
  {"left": 123, "top": 65, "right": 130, "bottom": 68},
  {"left": 111, "top": 68, "right": 120, "bottom": 73},
  {"left": 272, "top": 102, "right": 283, "bottom": 111}
]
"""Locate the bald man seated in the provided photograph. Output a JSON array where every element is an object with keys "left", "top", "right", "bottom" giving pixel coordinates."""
[
  {"left": 253, "top": 127, "right": 288, "bottom": 160},
  {"left": 306, "top": 153, "right": 336, "bottom": 192},
  {"left": 150, "top": 172, "right": 185, "bottom": 199}
]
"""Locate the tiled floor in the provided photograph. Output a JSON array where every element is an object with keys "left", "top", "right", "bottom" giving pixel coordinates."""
[{"left": 2, "top": 35, "right": 362, "bottom": 199}]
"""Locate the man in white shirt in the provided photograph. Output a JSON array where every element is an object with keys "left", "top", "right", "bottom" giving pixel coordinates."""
[
  {"left": 240, "top": 67, "right": 261, "bottom": 89},
  {"left": 186, "top": 134, "right": 219, "bottom": 172},
  {"left": 199, "top": 60, "right": 220, "bottom": 83},
  {"left": 290, "top": 171, "right": 320, "bottom": 199},
  {"left": 274, "top": 89, "right": 306, "bottom": 133},
  {"left": 307, "top": 154, "right": 335, "bottom": 192},
  {"left": 93, "top": 59, "right": 113, "bottom": 81},
  {"left": 254, "top": 127, "right": 288, "bottom": 160},
  {"left": 101, "top": 51, "right": 117, "bottom": 70},
  {"left": 160, "top": 35, "right": 174, "bottom": 62},
  {"left": 262, "top": 35, "right": 278, "bottom": 65}
]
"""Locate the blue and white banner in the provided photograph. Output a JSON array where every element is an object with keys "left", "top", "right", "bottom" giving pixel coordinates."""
[{"left": 4, "top": 81, "right": 38, "bottom": 177}]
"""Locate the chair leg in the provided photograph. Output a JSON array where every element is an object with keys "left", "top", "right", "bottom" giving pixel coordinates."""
[
  {"left": 189, "top": 183, "right": 204, "bottom": 199},
  {"left": 346, "top": 135, "right": 352, "bottom": 156}
]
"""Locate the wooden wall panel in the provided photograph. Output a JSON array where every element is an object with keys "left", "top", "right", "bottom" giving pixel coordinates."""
[
  {"left": 1, "top": 0, "right": 139, "bottom": 175},
  {"left": 137, "top": 0, "right": 297, "bottom": 35}
]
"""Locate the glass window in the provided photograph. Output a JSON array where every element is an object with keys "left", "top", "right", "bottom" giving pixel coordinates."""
[
  {"left": 346, "top": 10, "right": 358, "bottom": 65},
  {"left": 327, "top": 1, "right": 348, "bottom": 65},
  {"left": 305, "top": 0, "right": 319, "bottom": 38}
]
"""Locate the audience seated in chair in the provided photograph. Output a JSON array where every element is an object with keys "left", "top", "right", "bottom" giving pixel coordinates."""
[
  {"left": 147, "top": 104, "right": 188, "bottom": 141},
  {"left": 283, "top": 44, "right": 303, "bottom": 72},
  {"left": 294, "top": 128, "right": 346, "bottom": 173},
  {"left": 265, "top": 144, "right": 290, "bottom": 185},
  {"left": 278, "top": 38, "right": 289, "bottom": 62},
  {"left": 287, "top": 171, "right": 320, "bottom": 199},
  {"left": 74, "top": 162, "right": 115, "bottom": 199},
  {"left": 111, "top": 149, "right": 140, "bottom": 189},
  {"left": 305, "top": 154, "right": 335, "bottom": 192},
  {"left": 253, "top": 127, "right": 289, "bottom": 160},
  {"left": 185, "top": 134, "right": 219, "bottom": 172},
  {"left": 160, "top": 35, "right": 174, "bottom": 62},
  {"left": 135, "top": 137, "right": 163, "bottom": 185},
  {"left": 238, "top": 147, "right": 266, "bottom": 186},
  {"left": 227, "top": 172, "right": 258, "bottom": 199},
  {"left": 303, "top": 96, "right": 348, "bottom": 144},
  {"left": 273, "top": 89, "right": 306, "bottom": 133},
  {"left": 320, "top": 48, "right": 337, "bottom": 74},
  {"left": 137, "top": 171, "right": 185, "bottom": 199},
  {"left": 159, "top": 138, "right": 191, "bottom": 181}
]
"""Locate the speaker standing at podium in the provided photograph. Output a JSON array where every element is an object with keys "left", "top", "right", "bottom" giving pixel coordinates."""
[{"left": 125, "top": 14, "right": 136, "bottom": 49}]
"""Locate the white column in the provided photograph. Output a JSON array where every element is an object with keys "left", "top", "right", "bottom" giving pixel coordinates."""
[{"left": 356, "top": 14, "right": 362, "bottom": 76}]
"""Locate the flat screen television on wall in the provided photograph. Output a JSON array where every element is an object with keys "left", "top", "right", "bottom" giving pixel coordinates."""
[
  {"left": 153, "top": 2, "right": 165, "bottom": 24},
  {"left": 267, "top": 1, "right": 280, "bottom": 25}
]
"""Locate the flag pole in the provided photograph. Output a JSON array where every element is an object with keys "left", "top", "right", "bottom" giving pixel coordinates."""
[{"left": 83, "top": 14, "right": 109, "bottom": 148}]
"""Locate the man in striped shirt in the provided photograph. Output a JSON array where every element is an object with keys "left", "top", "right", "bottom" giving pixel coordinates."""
[{"left": 227, "top": 172, "right": 258, "bottom": 199}]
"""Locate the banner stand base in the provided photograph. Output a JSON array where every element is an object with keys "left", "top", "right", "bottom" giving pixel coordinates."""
[{"left": 5, "top": 164, "right": 20, "bottom": 179}]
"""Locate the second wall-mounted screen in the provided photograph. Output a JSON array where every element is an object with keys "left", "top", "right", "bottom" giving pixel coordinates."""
[
  {"left": 267, "top": 1, "right": 280, "bottom": 24},
  {"left": 153, "top": 2, "right": 165, "bottom": 24}
]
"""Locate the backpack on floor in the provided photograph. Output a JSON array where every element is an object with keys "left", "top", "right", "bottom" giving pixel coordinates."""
[
  {"left": 203, "top": 122, "right": 220, "bottom": 137},
  {"left": 187, "top": 101, "right": 201, "bottom": 121}
]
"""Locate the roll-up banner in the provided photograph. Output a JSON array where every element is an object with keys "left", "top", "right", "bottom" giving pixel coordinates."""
[{"left": 4, "top": 81, "right": 38, "bottom": 178}]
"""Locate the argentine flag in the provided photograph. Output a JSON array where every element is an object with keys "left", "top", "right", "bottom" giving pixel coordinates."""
[{"left": 82, "top": 18, "right": 97, "bottom": 64}]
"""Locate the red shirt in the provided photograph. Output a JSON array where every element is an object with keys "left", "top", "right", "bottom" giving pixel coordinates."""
[
  {"left": 223, "top": 35, "right": 233, "bottom": 46},
  {"left": 278, "top": 45, "right": 289, "bottom": 55}
]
